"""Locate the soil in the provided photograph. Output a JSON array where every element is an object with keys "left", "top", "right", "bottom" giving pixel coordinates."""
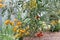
[{"left": 23, "top": 32, "right": 60, "bottom": 40}]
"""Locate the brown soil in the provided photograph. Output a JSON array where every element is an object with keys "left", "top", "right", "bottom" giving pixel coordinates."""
[{"left": 23, "top": 32, "right": 60, "bottom": 40}]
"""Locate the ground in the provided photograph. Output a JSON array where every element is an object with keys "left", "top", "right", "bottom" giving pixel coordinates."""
[{"left": 23, "top": 32, "right": 60, "bottom": 40}]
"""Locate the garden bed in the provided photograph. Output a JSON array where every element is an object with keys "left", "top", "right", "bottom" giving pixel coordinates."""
[{"left": 23, "top": 32, "right": 60, "bottom": 40}]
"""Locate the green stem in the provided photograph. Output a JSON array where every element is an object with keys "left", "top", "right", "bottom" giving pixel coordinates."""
[{"left": 19, "top": 37, "right": 23, "bottom": 40}]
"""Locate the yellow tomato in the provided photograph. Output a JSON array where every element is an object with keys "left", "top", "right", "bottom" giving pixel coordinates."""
[
  {"left": 58, "top": 19, "right": 60, "bottom": 23},
  {"left": 19, "top": 32, "right": 23, "bottom": 37},
  {"left": 14, "top": 26, "right": 19, "bottom": 28},
  {"left": 17, "top": 29, "right": 20, "bottom": 33},
  {"left": 14, "top": 34, "right": 20, "bottom": 38},
  {"left": 26, "top": 25, "right": 29, "bottom": 30},
  {"left": 5, "top": 20, "right": 10, "bottom": 25},
  {"left": 13, "top": 27, "right": 17, "bottom": 32},
  {"left": 25, "top": 31, "right": 30, "bottom": 35},
  {"left": 0, "top": 3, "right": 3, "bottom": 8},
  {"left": 29, "top": 0, "right": 37, "bottom": 9},
  {"left": 0, "top": 0, "right": 2, "bottom": 2},
  {"left": 50, "top": 20, "right": 57, "bottom": 25},
  {"left": 20, "top": 29, "right": 26, "bottom": 33},
  {"left": 14, "top": 18, "right": 18, "bottom": 22},
  {"left": 10, "top": 21, "right": 14, "bottom": 26},
  {"left": 16, "top": 21, "right": 22, "bottom": 26}
]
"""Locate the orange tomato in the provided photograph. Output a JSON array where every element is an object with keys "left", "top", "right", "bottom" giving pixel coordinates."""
[
  {"left": 5, "top": 20, "right": 10, "bottom": 25},
  {"left": 16, "top": 21, "right": 22, "bottom": 26},
  {"left": 13, "top": 27, "right": 17, "bottom": 32}
]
